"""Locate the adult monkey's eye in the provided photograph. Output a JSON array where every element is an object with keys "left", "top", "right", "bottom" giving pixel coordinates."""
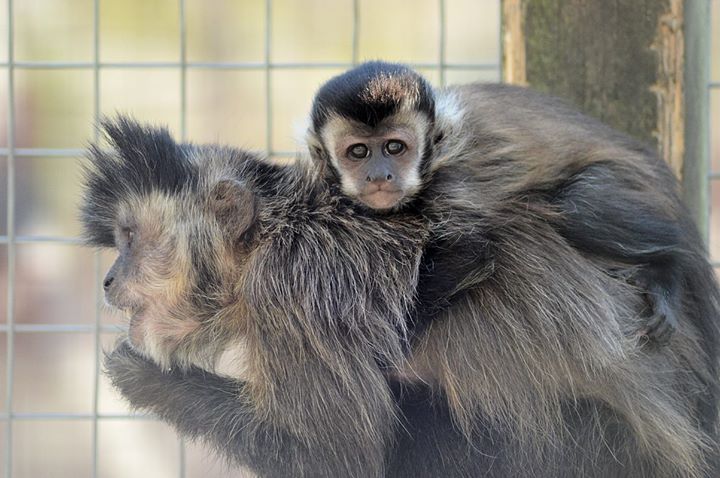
[
  {"left": 385, "top": 140, "right": 405, "bottom": 155},
  {"left": 122, "top": 228, "right": 135, "bottom": 248},
  {"left": 347, "top": 143, "right": 369, "bottom": 160}
]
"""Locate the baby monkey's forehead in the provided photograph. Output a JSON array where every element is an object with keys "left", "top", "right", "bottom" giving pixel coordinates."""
[{"left": 323, "top": 111, "right": 431, "bottom": 140}]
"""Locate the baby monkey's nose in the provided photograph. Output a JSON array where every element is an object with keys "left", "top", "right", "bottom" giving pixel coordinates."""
[{"left": 366, "top": 172, "right": 394, "bottom": 182}]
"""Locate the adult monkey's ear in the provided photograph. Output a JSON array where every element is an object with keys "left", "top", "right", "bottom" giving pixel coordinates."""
[{"left": 208, "top": 179, "right": 257, "bottom": 242}]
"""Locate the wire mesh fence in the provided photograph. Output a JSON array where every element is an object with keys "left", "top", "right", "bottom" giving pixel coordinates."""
[
  {"left": 0, "top": 1, "right": 500, "bottom": 477},
  {"left": 0, "top": 0, "right": 718, "bottom": 477},
  {"left": 710, "top": 0, "right": 720, "bottom": 267}
]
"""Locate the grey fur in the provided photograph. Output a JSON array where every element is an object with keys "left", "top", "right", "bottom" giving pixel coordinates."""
[
  {"left": 86, "top": 84, "right": 720, "bottom": 478},
  {"left": 404, "top": 83, "right": 720, "bottom": 477},
  {"left": 84, "top": 117, "right": 427, "bottom": 477}
]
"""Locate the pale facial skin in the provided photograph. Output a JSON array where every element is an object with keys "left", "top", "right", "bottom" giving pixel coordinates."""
[
  {"left": 334, "top": 129, "right": 418, "bottom": 210},
  {"left": 321, "top": 113, "right": 430, "bottom": 211}
]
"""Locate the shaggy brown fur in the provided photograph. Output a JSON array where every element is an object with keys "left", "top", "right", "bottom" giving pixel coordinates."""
[
  {"left": 402, "top": 83, "right": 720, "bottom": 477},
  {"left": 87, "top": 100, "right": 720, "bottom": 477},
  {"left": 83, "top": 118, "right": 428, "bottom": 477}
]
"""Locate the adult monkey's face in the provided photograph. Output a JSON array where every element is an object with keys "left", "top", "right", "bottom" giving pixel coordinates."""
[
  {"left": 101, "top": 181, "right": 254, "bottom": 362},
  {"left": 102, "top": 191, "right": 193, "bottom": 352},
  {"left": 80, "top": 118, "right": 258, "bottom": 368}
]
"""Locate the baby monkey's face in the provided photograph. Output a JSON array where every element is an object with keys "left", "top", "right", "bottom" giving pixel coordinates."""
[{"left": 322, "top": 112, "right": 431, "bottom": 211}]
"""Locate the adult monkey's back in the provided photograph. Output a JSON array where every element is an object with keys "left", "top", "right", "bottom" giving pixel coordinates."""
[
  {"left": 91, "top": 116, "right": 720, "bottom": 477},
  {"left": 300, "top": 67, "right": 719, "bottom": 472},
  {"left": 301, "top": 64, "right": 720, "bottom": 475},
  {"left": 401, "top": 83, "right": 720, "bottom": 477}
]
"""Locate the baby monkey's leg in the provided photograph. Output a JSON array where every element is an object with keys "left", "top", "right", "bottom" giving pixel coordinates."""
[{"left": 552, "top": 163, "right": 683, "bottom": 344}]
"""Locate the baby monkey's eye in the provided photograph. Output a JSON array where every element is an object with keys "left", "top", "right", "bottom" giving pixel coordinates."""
[
  {"left": 385, "top": 140, "right": 406, "bottom": 156},
  {"left": 347, "top": 143, "right": 370, "bottom": 160}
]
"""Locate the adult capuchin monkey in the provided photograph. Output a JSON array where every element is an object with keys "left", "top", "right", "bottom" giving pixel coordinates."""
[
  {"left": 85, "top": 118, "right": 428, "bottom": 477},
  {"left": 88, "top": 117, "right": 720, "bottom": 478}
]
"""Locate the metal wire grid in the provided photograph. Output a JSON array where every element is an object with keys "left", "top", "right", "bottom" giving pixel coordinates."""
[
  {"left": 712, "top": 61, "right": 720, "bottom": 270},
  {"left": 708, "top": 0, "right": 719, "bottom": 269},
  {"left": 1, "top": 2, "right": 717, "bottom": 477},
  {"left": 0, "top": 1, "right": 500, "bottom": 476}
]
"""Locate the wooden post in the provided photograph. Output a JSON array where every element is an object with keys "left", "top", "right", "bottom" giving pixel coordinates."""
[{"left": 501, "top": 0, "right": 710, "bottom": 236}]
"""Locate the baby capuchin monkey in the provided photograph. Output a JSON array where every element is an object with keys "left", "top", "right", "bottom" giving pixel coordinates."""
[
  {"left": 305, "top": 61, "right": 682, "bottom": 345},
  {"left": 306, "top": 62, "right": 436, "bottom": 211}
]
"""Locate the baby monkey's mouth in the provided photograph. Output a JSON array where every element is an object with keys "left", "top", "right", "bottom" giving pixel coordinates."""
[{"left": 360, "top": 187, "right": 404, "bottom": 210}]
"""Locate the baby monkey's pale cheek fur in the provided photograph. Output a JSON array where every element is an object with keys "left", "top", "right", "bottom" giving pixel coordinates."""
[{"left": 320, "top": 111, "right": 430, "bottom": 210}]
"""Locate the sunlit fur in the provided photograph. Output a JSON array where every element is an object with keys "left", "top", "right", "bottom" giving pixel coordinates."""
[
  {"left": 82, "top": 117, "right": 427, "bottom": 477},
  {"left": 401, "top": 83, "right": 720, "bottom": 477},
  {"left": 306, "top": 64, "right": 720, "bottom": 476},
  {"left": 86, "top": 108, "right": 720, "bottom": 477}
]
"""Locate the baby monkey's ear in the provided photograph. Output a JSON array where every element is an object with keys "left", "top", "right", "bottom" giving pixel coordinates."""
[
  {"left": 311, "top": 145, "right": 327, "bottom": 161},
  {"left": 208, "top": 179, "right": 257, "bottom": 242},
  {"left": 305, "top": 129, "right": 328, "bottom": 162}
]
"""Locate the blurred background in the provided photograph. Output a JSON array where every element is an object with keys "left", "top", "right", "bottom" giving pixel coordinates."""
[{"left": 0, "top": 1, "right": 717, "bottom": 477}]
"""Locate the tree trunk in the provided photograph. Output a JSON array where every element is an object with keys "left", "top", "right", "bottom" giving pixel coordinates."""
[{"left": 501, "top": 0, "right": 710, "bottom": 236}]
